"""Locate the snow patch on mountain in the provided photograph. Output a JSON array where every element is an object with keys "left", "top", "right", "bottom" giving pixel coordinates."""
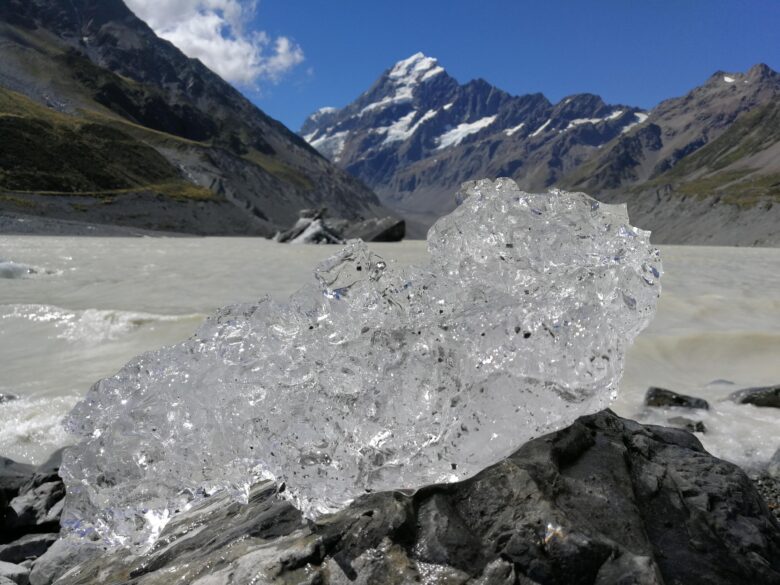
[
  {"left": 361, "top": 53, "right": 444, "bottom": 115},
  {"left": 620, "top": 112, "right": 649, "bottom": 134},
  {"left": 310, "top": 130, "right": 349, "bottom": 161},
  {"left": 435, "top": 116, "right": 497, "bottom": 150},
  {"left": 389, "top": 52, "right": 442, "bottom": 82},
  {"left": 378, "top": 110, "right": 438, "bottom": 144},
  {"left": 564, "top": 110, "right": 625, "bottom": 130},
  {"left": 530, "top": 119, "right": 551, "bottom": 137},
  {"left": 312, "top": 107, "right": 337, "bottom": 119},
  {"left": 724, "top": 75, "right": 736, "bottom": 83},
  {"left": 504, "top": 122, "right": 525, "bottom": 136}
]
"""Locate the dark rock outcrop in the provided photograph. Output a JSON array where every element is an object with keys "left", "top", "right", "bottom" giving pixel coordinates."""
[
  {"left": 0, "top": 453, "right": 63, "bottom": 585},
  {"left": 0, "top": 459, "right": 34, "bottom": 531},
  {"left": 0, "top": 560, "right": 29, "bottom": 585},
  {"left": 667, "top": 415, "right": 707, "bottom": 433},
  {"left": 728, "top": 385, "right": 780, "bottom": 408},
  {"left": 273, "top": 208, "right": 405, "bottom": 244},
  {"left": 49, "top": 410, "right": 780, "bottom": 585},
  {"left": 329, "top": 216, "right": 406, "bottom": 242},
  {"left": 0, "top": 535, "right": 59, "bottom": 565},
  {"left": 644, "top": 386, "right": 710, "bottom": 409}
]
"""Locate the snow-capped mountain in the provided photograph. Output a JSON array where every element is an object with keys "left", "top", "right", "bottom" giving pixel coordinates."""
[{"left": 301, "top": 53, "right": 645, "bottom": 235}]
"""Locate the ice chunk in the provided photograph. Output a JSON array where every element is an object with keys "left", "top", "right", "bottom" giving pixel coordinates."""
[
  {"left": 60, "top": 179, "right": 661, "bottom": 551},
  {"left": 0, "top": 259, "right": 37, "bottom": 279}
]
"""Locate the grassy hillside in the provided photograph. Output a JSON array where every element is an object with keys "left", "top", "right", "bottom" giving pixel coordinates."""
[
  {"left": 0, "top": 87, "right": 212, "bottom": 199},
  {"left": 649, "top": 101, "right": 780, "bottom": 204}
]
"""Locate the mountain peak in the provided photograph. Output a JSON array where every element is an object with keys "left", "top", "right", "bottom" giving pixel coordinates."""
[
  {"left": 747, "top": 62, "right": 778, "bottom": 82},
  {"left": 387, "top": 52, "right": 444, "bottom": 84}
]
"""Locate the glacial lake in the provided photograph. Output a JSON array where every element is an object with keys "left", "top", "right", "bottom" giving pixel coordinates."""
[{"left": 1, "top": 237, "right": 779, "bottom": 469}]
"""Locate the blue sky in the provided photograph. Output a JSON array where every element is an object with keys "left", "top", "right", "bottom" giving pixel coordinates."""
[{"left": 129, "top": 1, "right": 779, "bottom": 131}]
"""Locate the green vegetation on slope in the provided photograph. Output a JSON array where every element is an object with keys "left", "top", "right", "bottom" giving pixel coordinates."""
[
  {"left": 0, "top": 87, "right": 212, "bottom": 199},
  {"left": 245, "top": 150, "right": 315, "bottom": 191},
  {"left": 637, "top": 102, "right": 780, "bottom": 204},
  {"left": 663, "top": 101, "right": 780, "bottom": 178}
]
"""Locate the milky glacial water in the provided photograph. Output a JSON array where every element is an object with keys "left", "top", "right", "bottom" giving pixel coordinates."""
[{"left": 0, "top": 237, "right": 778, "bottom": 469}]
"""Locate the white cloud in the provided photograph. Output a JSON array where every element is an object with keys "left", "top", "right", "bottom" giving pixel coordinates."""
[{"left": 124, "top": 0, "right": 304, "bottom": 86}]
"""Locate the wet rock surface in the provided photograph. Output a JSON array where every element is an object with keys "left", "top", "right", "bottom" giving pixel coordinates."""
[
  {"left": 0, "top": 561, "right": 29, "bottom": 585},
  {"left": 644, "top": 386, "right": 710, "bottom": 409},
  {"left": 666, "top": 416, "right": 707, "bottom": 433},
  {"left": 0, "top": 535, "right": 59, "bottom": 565},
  {"left": 728, "top": 385, "right": 780, "bottom": 408},
  {"left": 0, "top": 453, "right": 63, "bottom": 585},
  {"left": 44, "top": 410, "right": 780, "bottom": 585}
]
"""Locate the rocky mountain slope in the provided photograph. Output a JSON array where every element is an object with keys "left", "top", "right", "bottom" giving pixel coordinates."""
[
  {"left": 302, "top": 55, "right": 780, "bottom": 243},
  {"left": 562, "top": 65, "right": 780, "bottom": 245},
  {"left": 0, "top": 0, "right": 391, "bottom": 235}
]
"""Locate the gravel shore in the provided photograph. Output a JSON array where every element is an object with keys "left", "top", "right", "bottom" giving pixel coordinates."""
[{"left": 752, "top": 474, "right": 780, "bottom": 521}]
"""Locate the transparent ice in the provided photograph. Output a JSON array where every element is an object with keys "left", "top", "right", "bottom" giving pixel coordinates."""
[{"left": 60, "top": 179, "right": 661, "bottom": 551}]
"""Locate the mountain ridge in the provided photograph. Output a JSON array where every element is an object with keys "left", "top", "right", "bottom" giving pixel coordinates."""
[{"left": 301, "top": 54, "right": 780, "bottom": 243}]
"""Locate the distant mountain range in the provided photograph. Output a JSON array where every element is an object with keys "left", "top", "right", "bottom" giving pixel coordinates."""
[
  {"left": 0, "top": 0, "right": 393, "bottom": 236},
  {"left": 302, "top": 54, "right": 780, "bottom": 244}
]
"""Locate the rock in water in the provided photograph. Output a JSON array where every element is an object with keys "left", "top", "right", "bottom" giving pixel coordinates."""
[{"left": 60, "top": 179, "right": 661, "bottom": 551}]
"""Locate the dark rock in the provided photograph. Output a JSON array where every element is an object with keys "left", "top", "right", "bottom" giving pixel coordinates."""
[
  {"left": 2, "top": 454, "right": 65, "bottom": 544},
  {"left": 0, "top": 561, "right": 29, "bottom": 585},
  {"left": 667, "top": 416, "right": 707, "bottom": 433},
  {"left": 1, "top": 459, "right": 35, "bottom": 544},
  {"left": 28, "top": 540, "right": 101, "bottom": 585},
  {"left": 0, "top": 535, "right": 58, "bottom": 564},
  {"left": 0, "top": 395, "right": 19, "bottom": 404},
  {"left": 7, "top": 483, "right": 65, "bottom": 532},
  {"left": 334, "top": 217, "right": 406, "bottom": 242},
  {"left": 273, "top": 217, "right": 344, "bottom": 244},
  {"left": 53, "top": 410, "right": 780, "bottom": 585},
  {"left": 644, "top": 386, "right": 709, "bottom": 409},
  {"left": 274, "top": 208, "right": 405, "bottom": 243},
  {"left": 0, "top": 459, "right": 34, "bottom": 503},
  {"left": 728, "top": 385, "right": 780, "bottom": 408}
]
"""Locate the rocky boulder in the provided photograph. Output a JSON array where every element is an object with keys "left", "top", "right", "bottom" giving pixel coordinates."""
[
  {"left": 273, "top": 208, "right": 405, "bottom": 244},
  {"left": 0, "top": 453, "right": 64, "bottom": 585},
  {"left": 728, "top": 385, "right": 780, "bottom": 408},
  {"left": 644, "top": 386, "right": 710, "bottom": 409},
  {"left": 50, "top": 410, "right": 780, "bottom": 585}
]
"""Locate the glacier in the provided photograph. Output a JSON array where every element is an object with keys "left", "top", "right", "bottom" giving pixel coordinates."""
[{"left": 60, "top": 178, "right": 661, "bottom": 551}]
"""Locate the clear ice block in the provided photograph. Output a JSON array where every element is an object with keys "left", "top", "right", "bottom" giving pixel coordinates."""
[{"left": 60, "top": 179, "right": 661, "bottom": 551}]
